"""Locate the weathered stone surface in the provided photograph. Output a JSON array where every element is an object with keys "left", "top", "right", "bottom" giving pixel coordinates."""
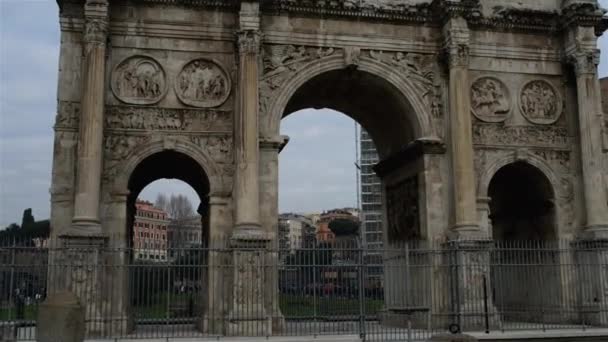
[
  {"left": 37, "top": 291, "right": 85, "bottom": 342},
  {"left": 49, "top": 0, "right": 608, "bottom": 335},
  {"left": 428, "top": 333, "right": 477, "bottom": 342}
]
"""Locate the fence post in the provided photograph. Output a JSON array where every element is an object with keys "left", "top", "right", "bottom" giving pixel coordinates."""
[
  {"left": 358, "top": 246, "right": 366, "bottom": 340},
  {"left": 312, "top": 244, "right": 318, "bottom": 323},
  {"left": 8, "top": 237, "right": 16, "bottom": 322}
]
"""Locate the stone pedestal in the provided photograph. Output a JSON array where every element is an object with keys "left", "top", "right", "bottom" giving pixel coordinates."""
[
  {"left": 54, "top": 234, "right": 109, "bottom": 337},
  {"left": 37, "top": 291, "right": 85, "bottom": 342},
  {"left": 227, "top": 233, "right": 272, "bottom": 336},
  {"left": 427, "top": 333, "right": 477, "bottom": 342},
  {"left": 446, "top": 240, "right": 500, "bottom": 330},
  {"left": 574, "top": 239, "right": 608, "bottom": 326}
]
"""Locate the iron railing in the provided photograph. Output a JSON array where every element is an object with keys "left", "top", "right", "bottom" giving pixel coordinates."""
[{"left": 1, "top": 237, "right": 607, "bottom": 341}]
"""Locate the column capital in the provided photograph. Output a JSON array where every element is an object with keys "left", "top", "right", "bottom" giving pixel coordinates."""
[
  {"left": 441, "top": 17, "right": 470, "bottom": 69},
  {"left": 567, "top": 49, "right": 600, "bottom": 76},
  {"left": 83, "top": 0, "right": 109, "bottom": 45},
  {"left": 236, "top": 30, "right": 262, "bottom": 56}
]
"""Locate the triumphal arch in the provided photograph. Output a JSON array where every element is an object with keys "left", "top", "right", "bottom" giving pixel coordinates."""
[{"left": 49, "top": 0, "right": 608, "bottom": 337}]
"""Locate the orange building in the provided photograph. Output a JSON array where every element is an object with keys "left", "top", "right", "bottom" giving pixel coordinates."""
[
  {"left": 132, "top": 200, "right": 169, "bottom": 262},
  {"left": 316, "top": 209, "right": 360, "bottom": 243}
]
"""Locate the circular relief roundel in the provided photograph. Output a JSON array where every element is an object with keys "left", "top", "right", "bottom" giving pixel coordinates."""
[
  {"left": 111, "top": 56, "right": 167, "bottom": 105},
  {"left": 470, "top": 77, "right": 512, "bottom": 123},
  {"left": 520, "top": 80, "right": 562, "bottom": 125},
  {"left": 175, "top": 58, "right": 231, "bottom": 108}
]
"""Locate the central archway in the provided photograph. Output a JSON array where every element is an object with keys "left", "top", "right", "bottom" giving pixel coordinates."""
[{"left": 265, "top": 65, "right": 439, "bottom": 333}]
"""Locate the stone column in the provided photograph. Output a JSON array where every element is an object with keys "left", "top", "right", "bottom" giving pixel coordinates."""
[
  {"left": 565, "top": 22, "right": 608, "bottom": 326},
  {"left": 233, "top": 2, "right": 262, "bottom": 237},
  {"left": 227, "top": 2, "right": 272, "bottom": 336},
  {"left": 259, "top": 136, "right": 288, "bottom": 333},
  {"left": 71, "top": 0, "right": 109, "bottom": 233},
  {"left": 443, "top": 17, "right": 480, "bottom": 237},
  {"left": 565, "top": 27, "right": 608, "bottom": 236}
]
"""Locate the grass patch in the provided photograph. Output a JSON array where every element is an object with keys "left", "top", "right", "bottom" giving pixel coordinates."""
[
  {"left": 0, "top": 305, "right": 38, "bottom": 321},
  {"left": 280, "top": 295, "right": 383, "bottom": 318}
]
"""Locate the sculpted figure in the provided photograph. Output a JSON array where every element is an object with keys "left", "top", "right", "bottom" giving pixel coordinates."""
[
  {"left": 520, "top": 80, "right": 561, "bottom": 124},
  {"left": 470, "top": 77, "right": 510, "bottom": 122},
  {"left": 112, "top": 57, "right": 166, "bottom": 104},
  {"left": 176, "top": 59, "right": 231, "bottom": 107}
]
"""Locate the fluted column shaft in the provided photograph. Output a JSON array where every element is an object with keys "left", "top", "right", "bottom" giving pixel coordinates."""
[
  {"left": 444, "top": 17, "right": 479, "bottom": 235},
  {"left": 569, "top": 48, "right": 608, "bottom": 232},
  {"left": 233, "top": 29, "right": 262, "bottom": 234},
  {"left": 72, "top": 0, "right": 109, "bottom": 231}
]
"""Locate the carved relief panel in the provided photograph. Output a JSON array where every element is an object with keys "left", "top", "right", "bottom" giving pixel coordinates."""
[
  {"left": 176, "top": 58, "right": 231, "bottom": 108},
  {"left": 386, "top": 176, "right": 420, "bottom": 241},
  {"left": 470, "top": 77, "right": 511, "bottom": 123},
  {"left": 111, "top": 56, "right": 167, "bottom": 105},
  {"left": 260, "top": 44, "right": 338, "bottom": 119},
  {"left": 469, "top": 72, "right": 566, "bottom": 128},
  {"left": 105, "top": 106, "right": 232, "bottom": 132},
  {"left": 520, "top": 80, "right": 562, "bottom": 125}
]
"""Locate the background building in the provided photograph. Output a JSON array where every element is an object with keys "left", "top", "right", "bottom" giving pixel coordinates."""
[
  {"left": 359, "top": 128, "right": 384, "bottom": 286},
  {"left": 132, "top": 200, "right": 169, "bottom": 262},
  {"left": 167, "top": 215, "right": 203, "bottom": 261}
]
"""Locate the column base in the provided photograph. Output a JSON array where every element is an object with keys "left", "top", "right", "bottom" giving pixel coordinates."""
[
  {"left": 446, "top": 227, "right": 488, "bottom": 241},
  {"left": 226, "top": 315, "right": 272, "bottom": 337},
  {"left": 578, "top": 226, "right": 608, "bottom": 240},
  {"left": 68, "top": 217, "right": 102, "bottom": 236}
]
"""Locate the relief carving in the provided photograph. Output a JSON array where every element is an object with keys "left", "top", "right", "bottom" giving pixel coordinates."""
[
  {"left": 386, "top": 176, "right": 420, "bottom": 241},
  {"left": 473, "top": 123, "right": 570, "bottom": 147},
  {"left": 190, "top": 135, "right": 233, "bottom": 162},
  {"left": 530, "top": 150, "right": 571, "bottom": 171},
  {"left": 520, "top": 80, "right": 562, "bottom": 125},
  {"left": 111, "top": 56, "right": 167, "bottom": 105},
  {"left": 103, "top": 134, "right": 150, "bottom": 182},
  {"left": 369, "top": 50, "right": 436, "bottom": 105},
  {"left": 471, "top": 77, "right": 511, "bottom": 123},
  {"left": 105, "top": 106, "right": 232, "bottom": 132},
  {"left": 55, "top": 101, "right": 81, "bottom": 129},
  {"left": 176, "top": 59, "right": 231, "bottom": 108},
  {"left": 260, "top": 45, "right": 337, "bottom": 116}
]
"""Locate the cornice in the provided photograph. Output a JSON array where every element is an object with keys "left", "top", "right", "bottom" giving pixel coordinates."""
[
  {"left": 261, "top": 0, "right": 437, "bottom": 25},
  {"left": 57, "top": 0, "right": 608, "bottom": 37}
]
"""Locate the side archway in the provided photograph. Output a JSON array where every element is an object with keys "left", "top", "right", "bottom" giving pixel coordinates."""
[{"left": 113, "top": 137, "right": 224, "bottom": 197}]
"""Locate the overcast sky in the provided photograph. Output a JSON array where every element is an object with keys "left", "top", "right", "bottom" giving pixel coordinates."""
[{"left": 1, "top": 0, "right": 608, "bottom": 227}]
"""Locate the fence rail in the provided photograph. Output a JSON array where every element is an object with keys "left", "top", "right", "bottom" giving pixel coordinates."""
[{"left": 1, "top": 237, "right": 607, "bottom": 341}]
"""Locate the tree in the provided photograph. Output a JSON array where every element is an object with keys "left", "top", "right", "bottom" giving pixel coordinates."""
[
  {"left": 155, "top": 193, "right": 168, "bottom": 212},
  {"left": 21, "top": 209, "right": 35, "bottom": 228},
  {"left": 329, "top": 218, "right": 360, "bottom": 237},
  {"left": 167, "top": 194, "right": 194, "bottom": 220}
]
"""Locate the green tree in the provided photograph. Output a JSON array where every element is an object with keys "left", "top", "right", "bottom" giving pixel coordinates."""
[{"left": 328, "top": 218, "right": 360, "bottom": 236}]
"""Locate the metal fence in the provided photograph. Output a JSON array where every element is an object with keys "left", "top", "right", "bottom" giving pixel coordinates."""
[{"left": 1, "top": 237, "right": 607, "bottom": 341}]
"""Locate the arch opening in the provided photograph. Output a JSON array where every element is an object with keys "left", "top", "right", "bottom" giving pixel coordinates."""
[
  {"left": 282, "top": 69, "right": 419, "bottom": 160},
  {"left": 277, "top": 68, "right": 426, "bottom": 325},
  {"left": 488, "top": 161, "right": 561, "bottom": 324},
  {"left": 488, "top": 161, "right": 556, "bottom": 241},
  {"left": 125, "top": 150, "right": 211, "bottom": 329}
]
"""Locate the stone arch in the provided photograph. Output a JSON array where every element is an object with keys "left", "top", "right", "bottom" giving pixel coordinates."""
[
  {"left": 480, "top": 151, "right": 563, "bottom": 241},
  {"left": 264, "top": 54, "right": 434, "bottom": 141},
  {"left": 113, "top": 136, "right": 224, "bottom": 196},
  {"left": 479, "top": 151, "right": 560, "bottom": 201}
]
